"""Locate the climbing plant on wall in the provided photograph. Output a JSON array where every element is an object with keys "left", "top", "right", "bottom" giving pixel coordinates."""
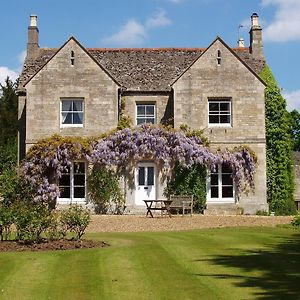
[
  {"left": 260, "top": 66, "right": 296, "bottom": 215},
  {"left": 21, "top": 124, "right": 257, "bottom": 204}
]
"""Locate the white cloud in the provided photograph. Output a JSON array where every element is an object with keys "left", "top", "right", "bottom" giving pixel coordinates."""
[
  {"left": 146, "top": 9, "right": 172, "bottom": 28},
  {"left": 18, "top": 50, "right": 26, "bottom": 65},
  {"left": 103, "top": 9, "right": 172, "bottom": 46},
  {"left": 0, "top": 67, "right": 18, "bottom": 86},
  {"left": 262, "top": 0, "right": 300, "bottom": 42},
  {"left": 103, "top": 19, "right": 146, "bottom": 47},
  {"left": 283, "top": 89, "right": 300, "bottom": 111}
]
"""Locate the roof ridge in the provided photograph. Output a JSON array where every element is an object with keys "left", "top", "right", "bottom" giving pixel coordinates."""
[{"left": 87, "top": 47, "right": 206, "bottom": 52}]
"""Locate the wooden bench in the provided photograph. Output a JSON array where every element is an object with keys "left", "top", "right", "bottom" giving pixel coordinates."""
[{"left": 169, "top": 195, "right": 193, "bottom": 216}]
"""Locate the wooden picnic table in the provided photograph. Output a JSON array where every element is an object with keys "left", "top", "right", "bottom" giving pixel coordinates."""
[{"left": 143, "top": 199, "right": 173, "bottom": 218}]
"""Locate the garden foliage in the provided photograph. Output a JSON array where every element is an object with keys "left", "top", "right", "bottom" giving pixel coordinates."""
[
  {"left": 0, "top": 201, "right": 91, "bottom": 243},
  {"left": 260, "top": 66, "right": 296, "bottom": 215},
  {"left": 165, "top": 163, "right": 207, "bottom": 212},
  {"left": 21, "top": 125, "right": 257, "bottom": 206},
  {"left": 88, "top": 168, "right": 125, "bottom": 214}
]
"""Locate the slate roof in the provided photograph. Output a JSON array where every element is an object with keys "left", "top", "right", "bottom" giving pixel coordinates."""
[{"left": 18, "top": 46, "right": 265, "bottom": 92}]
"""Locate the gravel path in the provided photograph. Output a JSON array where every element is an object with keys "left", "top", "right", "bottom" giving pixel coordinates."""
[{"left": 86, "top": 215, "right": 293, "bottom": 233}]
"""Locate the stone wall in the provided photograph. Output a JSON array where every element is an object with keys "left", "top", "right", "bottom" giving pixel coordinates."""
[
  {"left": 173, "top": 39, "right": 267, "bottom": 213},
  {"left": 23, "top": 38, "right": 119, "bottom": 151}
]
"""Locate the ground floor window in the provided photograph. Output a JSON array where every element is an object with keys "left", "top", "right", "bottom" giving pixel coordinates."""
[
  {"left": 207, "top": 164, "right": 235, "bottom": 203},
  {"left": 58, "top": 161, "right": 86, "bottom": 203}
]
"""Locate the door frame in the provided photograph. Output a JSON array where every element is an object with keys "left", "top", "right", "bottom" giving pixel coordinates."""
[{"left": 135, "top": 161, "right": 157, "bottom": 205}]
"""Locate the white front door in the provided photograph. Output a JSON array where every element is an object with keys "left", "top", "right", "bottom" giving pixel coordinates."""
[{"left": 135, "top": 163, "right": 156, "bottom": 205}]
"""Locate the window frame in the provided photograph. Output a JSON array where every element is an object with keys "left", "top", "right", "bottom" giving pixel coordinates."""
[
  {"left": 208, "top": 98, "right": 232, "bottom": 127},
  {"left": 207, "top": 164, "right": 235, "bottom": 203},
  {"left": 60, "top": 98, "right": 84, "bottom": 128},
  {"left": 135, "top": 103, "right": 156, "bottom": 125},
  {"left": 58, "top": 161, "right": 87, "bottom": 204}
]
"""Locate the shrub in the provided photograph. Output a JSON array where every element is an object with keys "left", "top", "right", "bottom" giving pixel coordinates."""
[
  {"left": 291, "top": 216, "right": 300, "bottom": 228},
  {"left": 14, "top": 202, "right": 52, "bottom": 243},
  {"left": 165, "top": 163, "right": 207, "bottom": 213},
  {"left": 256, "top": 210, "right": 269, "bottom": 216},
  {"left": 60, "top": 205, "right": 91, "bottom": 240},
  {"left": 88, "top": 168, "right": 125, "bottom": 214},
  {"left": 0, "top": 203, "right": 14, "bottom": 241}
]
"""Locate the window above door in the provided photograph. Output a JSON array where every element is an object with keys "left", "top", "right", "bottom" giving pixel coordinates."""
[{"left": 136, "top": 104, "right": 155, "bottom": 125}]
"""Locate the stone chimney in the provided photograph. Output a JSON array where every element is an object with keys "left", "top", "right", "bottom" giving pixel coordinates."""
[
  {"left": 27, "top": 15, "right": 39, "bottom": 59},
  {"left": 238, "top": 38, "right": 245, "bottom": 48},
  {"left": 249, "top": 13, "right": 264, "bottom": 60}
]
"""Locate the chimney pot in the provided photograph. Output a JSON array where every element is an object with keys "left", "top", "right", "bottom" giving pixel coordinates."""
[
  {"left": 30, "top": 15, "right": 37, "bottom": 27},
  {"left": 238, "top": 38, "right": 245, "bottom": 48},
  {"left": 251, "top": 13, "right": 259, "bottom": 27}
]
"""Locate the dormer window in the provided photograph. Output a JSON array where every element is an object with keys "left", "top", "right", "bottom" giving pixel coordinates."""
[
  {"left": 71, "top": 51, "right": 75, "bottom": 66},
  {"left": 217, "top": 50, "right": 221, "bottom": 66}
]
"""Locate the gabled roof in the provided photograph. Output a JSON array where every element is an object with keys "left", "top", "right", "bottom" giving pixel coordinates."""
[
  {"left": 22, "top": 37, "right": 121, "bottom": 88},
  {"left": 18, "top": 37, "right": 265, "bottom": 92},
  {"left": 171, "top": 36, "right": 266, "bottom": 87}
]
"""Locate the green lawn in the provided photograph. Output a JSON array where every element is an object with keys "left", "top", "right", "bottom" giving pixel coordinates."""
[{"left": 0, "top": 227, "right": 299, "bottom": 300}]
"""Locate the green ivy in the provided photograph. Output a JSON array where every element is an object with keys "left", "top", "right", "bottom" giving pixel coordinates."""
[
  {"left": 87, "top": 168, "right": 125, "bottom": 214},
  {"left": 260, "top": 66, "right": 296, "bottom": 215},
  {"left": 165, "top": 163, "right": 207, "bottom": 213}
]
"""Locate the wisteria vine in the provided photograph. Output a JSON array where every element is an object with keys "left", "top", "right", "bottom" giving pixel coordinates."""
[{"left": 20, "top": 124, "right": 256, "bottom": 203}]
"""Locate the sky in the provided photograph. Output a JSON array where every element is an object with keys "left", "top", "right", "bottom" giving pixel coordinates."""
[{"left": 0, "top": 0, "right": 299, "bottom": 111}]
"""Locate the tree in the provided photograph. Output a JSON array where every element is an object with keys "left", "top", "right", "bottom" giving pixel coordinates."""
[
  {"left": 0, "top": 77, "right": 18, "bottom": 183},
  {"left": 260, "top": 66, "right": 296, "bottom": 215},
  {"left": 0, "top": 77, "right": 18, "bottom": 145},
  {"left": 289, "top": 109, "right": 300, "bottom": 151}
]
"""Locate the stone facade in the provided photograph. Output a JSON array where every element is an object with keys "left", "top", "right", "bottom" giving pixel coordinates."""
[{"left": 18, "top": 13, "right": 268, "bottom": 214}]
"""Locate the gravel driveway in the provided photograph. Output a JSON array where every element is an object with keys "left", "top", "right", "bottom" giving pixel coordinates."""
[{"left": 86, "top": 215, "right": 293, "bottom": 233}]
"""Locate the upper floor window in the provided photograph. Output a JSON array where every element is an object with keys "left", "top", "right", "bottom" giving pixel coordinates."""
[
  {"left": 61, "top": 99, "right": 84, "bottom": 127},
  {"left": 136, "top": 104, "right": 155, "bottom": 125},
  {"left": 208, "top": 99, "right": 231, "bottom": 126}
]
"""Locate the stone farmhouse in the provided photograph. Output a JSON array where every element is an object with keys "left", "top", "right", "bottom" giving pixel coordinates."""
[{"left": 18, "top": 13, "right": 268, "bottom": 214}]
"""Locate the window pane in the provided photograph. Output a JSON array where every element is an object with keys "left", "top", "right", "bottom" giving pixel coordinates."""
[
  {"left": 74, "top": 187, "right": 85, "bottom": 198},
  {"left": 222, "top": 186, "right": 233, "bottom": 198},
  {"left": 220, "top": 115, "right": 230, "bottom": 124},
  {"left": 211, "top": 187, "right": 219, "bottom": 198},
  {"left": 62, "top": 113, "right": 72, "bottom": 124},
  {"left": 73, "top": 101, "right": 83, "bottom": 111},
  {"left": 147, "top": 167, "right": 154, "bottom": 186},
  {"left": 138, "top": 167, "right": 145, "bottom": 185},
  {"left": 209, "top": 115, "right": 219, "bottom": 124},
  {"left": 222, "top": 174, "right": 233, "bottom": 185},
  {"left": 74, "top": 174, "right": 85, "bottom": 186},
  {"left": 211, "top": 174, "right": 219, "bottom": 185},
  {"left": 137, "top": 118, "right": 145, "bottom": 125},
  {"left": 209, "top": 103, "right": 219, "bottom": 112},
  {"left": 220, "top": 103, "right": 229, "bottom": 112},
  {"left": 73, "top": 112, "right": 83, "bottom": 124},
  {"left": 60, "top": 187, "right": 70, "bottom": 198},
  {"left": 145, "top": 118, "right": 155, "bottom": 124},
  {"left": 146, "top": 105, "right": 154, "bottom": 116},
  {"left": 62, "top": 100, "right": 72, "bottom": 112},
  {"left": 137, "top": 105, "right": 145, "bottom": 116},
  {"left": 59, "top": 174, "right": 70, "bottom": 186},
  {"left": 74, "top": 162, "right": 85, "bottom": 173}
]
